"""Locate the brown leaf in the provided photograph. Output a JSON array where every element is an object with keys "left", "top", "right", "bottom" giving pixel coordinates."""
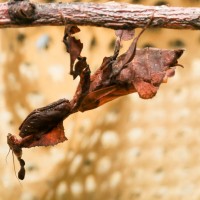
[
  {"left": 133, "top": 80, "right": 158, "bottom": 99},
  {"left": 78, "top": 48, "right": 184, "bottom": 111},
  {"left": 111, "top": 14, "right": 155, "bottom": 78},
  {"left": 19, "top": 98, "right": 71, "bottom": 138},
  {"left": 116, "top": 48, "right": 184, "bottom": 98},
  {"left": 63, "top": 25, "right": 83, "bottom": 78},
  {"left": 24, "top": 122, "right": 67, "bottom": 148},
  {"left": 66, "top": 37, "right": 83, "bottom": 78},
  {"left": 73, "top": 57, "right": 88, "bottom": 79}
]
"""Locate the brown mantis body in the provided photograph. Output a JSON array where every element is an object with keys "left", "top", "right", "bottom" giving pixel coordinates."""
[
  {"left": 7, "top": 99, "right": 71, "bottom": 180},
  {"left": 7, "top": 15, "right": 184, "bottom": 180}
]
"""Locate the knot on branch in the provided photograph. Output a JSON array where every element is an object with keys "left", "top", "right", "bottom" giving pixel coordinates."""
[{"left": 8, "top": 0, "right": 36, "bottom": 23}]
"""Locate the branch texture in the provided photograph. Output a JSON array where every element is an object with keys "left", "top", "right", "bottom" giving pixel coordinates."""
[{"left": 0, "top": 1, "right": 200, "bottom": 29}]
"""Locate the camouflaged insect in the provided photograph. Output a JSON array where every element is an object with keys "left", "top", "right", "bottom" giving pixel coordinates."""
[{"left": 7, "top": 15, "right": 184, "bottom": 180}]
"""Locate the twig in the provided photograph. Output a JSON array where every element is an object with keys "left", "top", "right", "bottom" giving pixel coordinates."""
[{"left": 0, "top": 1, "right": 200, "bottom": 29}]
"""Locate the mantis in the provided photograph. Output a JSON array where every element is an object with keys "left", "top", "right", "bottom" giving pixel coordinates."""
[{"left": 7, "top": 15, "right": 184, "bottom": 180}]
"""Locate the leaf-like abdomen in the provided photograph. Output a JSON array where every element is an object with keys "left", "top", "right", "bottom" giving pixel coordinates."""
[{"left": 19, "top": 99, "right": 71, "bottom": 138}]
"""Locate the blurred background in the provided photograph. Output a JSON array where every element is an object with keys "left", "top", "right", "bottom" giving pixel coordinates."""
[{"left": 0, "top": 0, "right": 200, "bottom": 199}]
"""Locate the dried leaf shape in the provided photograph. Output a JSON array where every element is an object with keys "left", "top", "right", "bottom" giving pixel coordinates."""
[
  {"left": 73, "top": 57, "right": 88, "bottom": 79},
  {"left": 22, "top": 122, "right": 67, "bottom": 148},
  {"left": 77, "top": 47, "right": 183, "bottom": 112},
  {"left": 76, "top": 29, "right": 184, "bottom": 111},
  {"left": 19, "top": 98, "right": 70, "bottom": 139},
  {"left": 70, "top": 14, "right": 183, "bottom": 112},
  {"left": 63, "top": 25, "right": 83, "bottom": 79},
  {"left": 7, "top": 13, "right": 184, "bottom": 180}
]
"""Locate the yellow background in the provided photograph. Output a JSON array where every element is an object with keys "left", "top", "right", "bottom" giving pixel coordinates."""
[{"left": 0, "top": 0, "right": 200, "bottom": 199}]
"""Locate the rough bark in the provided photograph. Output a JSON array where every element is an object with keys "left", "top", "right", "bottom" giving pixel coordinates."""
[{"left": 0, "top": 1, "right": 200, "bottom": 29}]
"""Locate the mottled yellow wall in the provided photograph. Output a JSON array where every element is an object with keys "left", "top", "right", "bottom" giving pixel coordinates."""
[{"left": 0, "top": 0, "right": 200, "bottom": 200}]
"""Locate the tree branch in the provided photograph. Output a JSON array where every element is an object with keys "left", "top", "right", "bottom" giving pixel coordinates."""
[{"left": 0, "top": 1, "right": 200, "bottom": 29}]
